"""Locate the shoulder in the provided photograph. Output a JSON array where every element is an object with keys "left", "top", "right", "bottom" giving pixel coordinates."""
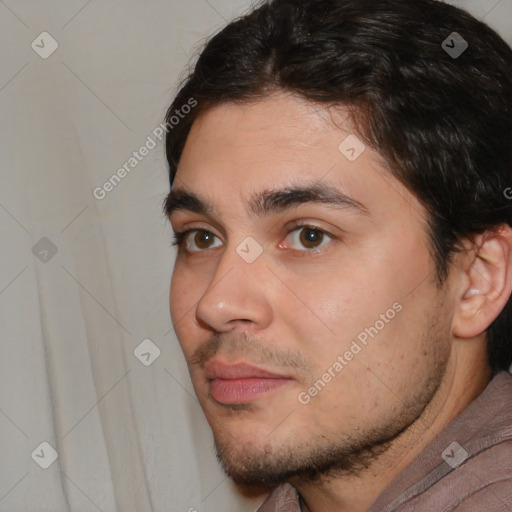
[
  {"left": 450, "top": 472, "right": 511, "bottom": 511},
  {"left": 371, "top": 372, "right": 512, "bottom": 512}
]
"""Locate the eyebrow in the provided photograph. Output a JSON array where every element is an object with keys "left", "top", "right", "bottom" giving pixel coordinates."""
[{"left": 163, "top": 181, "right": 370, "bottom": 221}]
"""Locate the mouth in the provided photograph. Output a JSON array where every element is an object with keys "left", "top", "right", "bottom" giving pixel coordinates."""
[{"left": 204, "top": 360, "right": 294, "bottom": 404}]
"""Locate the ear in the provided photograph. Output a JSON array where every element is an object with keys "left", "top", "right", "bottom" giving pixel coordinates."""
[{"left": 452, "top": 224, "right": 512, "bottom": 338}]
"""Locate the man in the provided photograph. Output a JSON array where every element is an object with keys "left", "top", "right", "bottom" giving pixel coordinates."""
[{"left": 162, "top": 0, "right": 512, "bottom": 510}]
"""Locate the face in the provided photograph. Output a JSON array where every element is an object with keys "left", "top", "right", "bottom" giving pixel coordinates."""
[{"left": 168, "top": 92, "right": 453, "bottom": 487}]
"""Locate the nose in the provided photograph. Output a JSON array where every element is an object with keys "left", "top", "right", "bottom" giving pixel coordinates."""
[{"left": 195, "top": 243, "right": 273, "bottom": 333}]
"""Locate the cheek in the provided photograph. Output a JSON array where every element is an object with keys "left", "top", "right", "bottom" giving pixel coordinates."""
[
  {"left": 169, "top": 266, "right": 201, "bottom": 342},
  {"left": 169, "top": 270, "right": 185, "bottom": 319},
  {"left": 291, "top": 265, "right": 393, "bottom": 348},
  {"left": 282, "top": 254, "right": 430, "bottom": 382},
  {"left": 170, "top": 259, "right": 203, "bottom": 310}
]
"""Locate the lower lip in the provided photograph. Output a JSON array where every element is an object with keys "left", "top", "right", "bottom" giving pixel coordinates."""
[{"left": 210, "top": 377, "right": 291, "bottom": 404}]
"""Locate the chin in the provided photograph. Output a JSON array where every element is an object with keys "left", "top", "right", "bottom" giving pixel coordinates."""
[{"left": 213, "top": 435, "right": 295, "bottom": 489}]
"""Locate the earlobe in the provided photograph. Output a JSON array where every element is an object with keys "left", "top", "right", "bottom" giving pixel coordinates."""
[{"left": 452, "top": 225, "right": 512, "bottom": 339}]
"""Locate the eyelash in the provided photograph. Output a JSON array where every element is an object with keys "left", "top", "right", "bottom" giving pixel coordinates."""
[{"left": 171, "top": 223, "right": 335, "bottom": 255}]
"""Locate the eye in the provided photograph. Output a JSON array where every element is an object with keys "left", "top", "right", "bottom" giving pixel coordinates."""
[
  {"left": 172, "top": 229, "right": 222, "bottom": 252},
  {"left": 281, "top": 224, "right": 334, "bottom": 252}
]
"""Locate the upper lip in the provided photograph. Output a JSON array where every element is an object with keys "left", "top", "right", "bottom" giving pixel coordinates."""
[{"left": 204, "top": 360, "right": 291, "bottom": 380}]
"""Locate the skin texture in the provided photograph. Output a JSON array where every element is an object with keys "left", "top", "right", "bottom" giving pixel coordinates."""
[{"left": 168, "top": 92, "right": 506, "bottom": 512}]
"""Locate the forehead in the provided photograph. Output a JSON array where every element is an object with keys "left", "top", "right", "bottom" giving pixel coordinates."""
[
  {"left": 179, "top": 93, "right": 355, "bottom": 178},
  {"left": 171, "top": 93, "right": 424, "bottom": 224}
]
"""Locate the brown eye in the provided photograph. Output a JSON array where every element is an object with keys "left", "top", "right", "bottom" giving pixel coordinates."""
[
  {"left": 299, "top": 227, "right": 324, "bottom": 249},
  {"left": 282, "top": 225, "right": 334, "bottom": 252},
  {"left": 193, "top": 230, "right": 216, "bottom": 250},
  {"left": 174, "top": 229, "right": 222, "bottom": 252}
]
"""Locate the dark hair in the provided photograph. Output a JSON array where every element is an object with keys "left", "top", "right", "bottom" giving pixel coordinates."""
[{"left": 163, "top": 0, "right": 512, "bottom": 372}]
